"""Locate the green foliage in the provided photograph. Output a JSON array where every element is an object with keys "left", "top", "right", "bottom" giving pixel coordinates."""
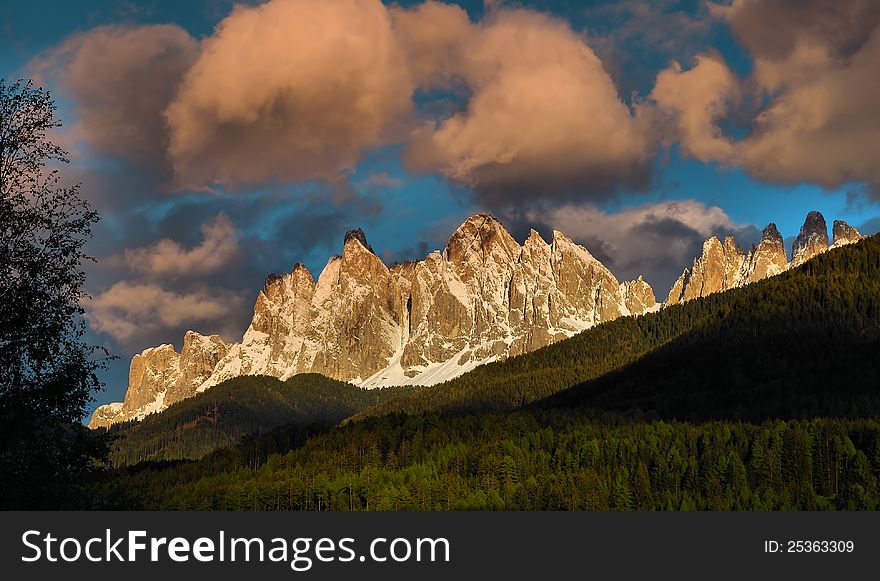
[
  {"left": 0, "top": 79, "right": 108, "bottom": 509},
  {"left": 96, "top": 412, "right": 880, "bottom": 511},
  {"left": 107, "top": 374, "right": 419, "bottom": 465}
]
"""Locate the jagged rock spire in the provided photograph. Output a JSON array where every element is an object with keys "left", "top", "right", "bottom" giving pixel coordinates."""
[
  {"left": 832, "top": 220, "right": 862, "bottom": 247},
  {"left": 666, "top": 235, "right": 743, "bottom": 305},
  {"left": 792, "top": 211, "right": 829, "bottom": 267},
  {"left": 739, "top": 222, "right": 788, "bottom": 285},
  {"left": 344, "top": 228, "right": 375, "bottom": 254},
  {"left": 666, "top": 210, "right": 857, "bottom": 307}
]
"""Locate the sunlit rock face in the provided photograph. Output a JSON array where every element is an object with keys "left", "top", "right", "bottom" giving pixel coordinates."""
[
  {"left": 89, "top": 209, "right": 864, "bottom": 428},
  {"left": 90, "top": 214, "right": 658, "bottom": 427},
  {"left": 666, "top": 235, "right": 745, "bottom": 305},
  {"left": 88, "top": 332, "right": 227, "bottom": 429},
  {"left": 739, "top": 223, "right": 789, "bottom": 285},
  {"left": 665, "top": 211, "right": 858, "bottom": 308},
  {"left": 792, "top": 211, "right": 829, "bottom": 267},
  {"left": 832, "top": 220, "right": 862, "bottom": 248}
]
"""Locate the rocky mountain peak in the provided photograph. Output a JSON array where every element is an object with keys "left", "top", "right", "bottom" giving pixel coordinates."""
[
  {"left": 722, "top": 235, "right": 740, "bottom": 252},
  {"left": 264, "top": 272, "right": 284, "bottom": 289},
  {"left": 667, "top": 233, "right": 744, "bottom": 305},
  {"left": 445, "top": 213, "right": 519, "bottom": 266},
  {"left": 92, "top": 214, "right": 664, "bottom": 427},
  {"left": 340, "top": 230, "right": 389, "bottom": 286},
  {"left": 762, "top": 222, "right": 783, "bottom": 245},
  {"left": 290, "top": 263, "right": 316, "bottom": 287},
  {"left": 738, "top": 222, "right": 789, "bottom": 285},
  {"left": 89, "top": 334, "right": 228, "bottom": 429},
  {"left": 447, "top": 213, "right": 502, "bottom": 240},
  {"left": 291, "top": 261, "right": 312, "bottom": 275},
  {"left": 792, "top": 211, "right": 829, "bottom": 266},
  {"left": 620, "top": 276, "right": 657, "bottom": 315},
  {"left": 666, "top": 210, "right": 856, "bottom": 306},
  {"left": 265, "top": 263, "right": 314, "bottom": 290},
  {"left": 550, "top": 229, "right": 585, "bottom": 253},
  {"left": 182, "top": 329, "right": 224, "bottom": 351},
  {"left": 343, "top": 228, "right": 375, "bottom": 255},
  {"left": 802, "top": 210, "right": 827, "bottom": 231},
  {"left": 832, "top": 220, "right": 862, "bottom": 247},
  {"left": 525, "top": 228, "right": 545, "bottom": 244},
  {"left": 261, "top": 264, "right": 315, "bottom": 307}
]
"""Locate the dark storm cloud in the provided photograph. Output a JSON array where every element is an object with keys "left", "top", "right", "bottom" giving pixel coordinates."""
[
  {"left": 714, "top": 0, "right": 880, "bottom": 61},
  {"left": 859, "top": 217, "right": 880, "bottom": 236},
  {"left": 32, "top": 24, "right": 197, "bottom": 171}
]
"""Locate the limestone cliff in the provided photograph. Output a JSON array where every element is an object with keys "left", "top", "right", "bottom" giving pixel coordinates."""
[{"left": 89, "top": 331, "right": 228, "bottom": 428}]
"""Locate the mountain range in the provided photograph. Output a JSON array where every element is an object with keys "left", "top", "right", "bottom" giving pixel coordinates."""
[
  {"left": 98, "top": 233, "right": 880, "bottom": 510},
  {"left": 89, "top": 210, "right": 862, "bottom": 429}
]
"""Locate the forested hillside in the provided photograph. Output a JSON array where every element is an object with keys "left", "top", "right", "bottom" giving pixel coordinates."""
[
  {"left": 355, "top": 235, "right": 880, "bottom": 421},
  {"left": 94, "top": 237, "right": 880, "bottom": 510},
  {"left": 544, "top": 238, "right": 880, "bottom": 421},
  {"left": 97, "top": 412, "right": 880, "bottom": 510},
  {"left": 107, "top": 374, "right": 418, "bottom": 465}
]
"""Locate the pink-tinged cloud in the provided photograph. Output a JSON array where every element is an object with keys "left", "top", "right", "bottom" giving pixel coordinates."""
[
  {"left": 123, "top": 213, "right": 239, "bottom": 278},
  {"left": 32, "top": 0, "right": 660, "bottom": 204},
  {"left": 654, "top": 0, "right": 880, "bottom": 195},
  {"left": 650, "top": 53, "right": 739, "bottom": 164},
  {"left": 391, "top": 1, "right": 472, "bottom": 88},
  {"left": 400, "top": 6, "right": 655, "bottom": 204},
  {"left": 738, "top": 27, "right": 880, "bottom": 193},
  {"left": 164, "top": 0, "right": 413, "bottom": 189},
  {"left": 709, "top": 0, "right": 880, "bottom": 62},
  {"left": 32, "top": 24, "right": 197, "bottom": 168},
  {"left": 85, "top": 281, "right": 245, "bottom": 344}
]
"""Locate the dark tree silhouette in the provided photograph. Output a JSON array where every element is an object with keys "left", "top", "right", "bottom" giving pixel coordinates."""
[{"left": 0, "top": 79, "right": 108, "bottom": 508}]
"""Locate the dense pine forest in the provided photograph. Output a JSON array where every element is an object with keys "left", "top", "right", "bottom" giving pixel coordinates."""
[
  {"left": 97, "top": 413, "right": 880, "bottom": 511},
  {"left": 105, "top": 375, "right": 418, "bottom": 465},
  {"left": 95, "top": 237, "right": 880, "bottom": 510}
]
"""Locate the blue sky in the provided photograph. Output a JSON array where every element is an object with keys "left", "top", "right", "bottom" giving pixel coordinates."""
[{"left": 2, "top": 0, "right": 879, "bottom": 414}]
